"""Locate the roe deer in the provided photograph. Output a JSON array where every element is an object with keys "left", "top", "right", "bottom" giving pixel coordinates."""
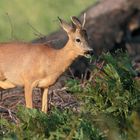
[{"left": 0, "top": 16, "right": 92, "bottom": 113}]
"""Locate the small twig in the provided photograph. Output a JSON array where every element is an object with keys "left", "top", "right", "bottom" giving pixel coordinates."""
[
  {"left": 68, "top": 68, "right": 75, "bottom": 79},
  {"left": 0, "top": 105, "right": 14, "bottom": 113},
  {"left": 27, "top": 22, "right": 46, "bottom": 38},
  {"left": 10, "top": 100, "right": 24, "bottom": 109},
  {"left": 2, "top": 92, "right": 23, "bottom": 101},
  {"left": 63, "top": 101, "right": 78, "bottom": 108},
  {"left": 7, "top": 109, "right": 18, "bottom": 123},
  {"left": 53, "top": 87, "right": 68, "bottom": 92},
  {"left": 6, "top": 12, "right": 17, "bottom": 40},
  {"left": 53, "top": 90, "right": 64, "bottom": 103}
]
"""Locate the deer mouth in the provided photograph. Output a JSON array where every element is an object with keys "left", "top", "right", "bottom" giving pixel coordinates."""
[{"left": 84, "top": 50, "right": 93, "bottom": 58}]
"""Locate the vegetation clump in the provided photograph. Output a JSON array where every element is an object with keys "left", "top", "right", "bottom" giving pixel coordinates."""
[{"left": 0, "top": 52, "right": 140, "bottom": 140}]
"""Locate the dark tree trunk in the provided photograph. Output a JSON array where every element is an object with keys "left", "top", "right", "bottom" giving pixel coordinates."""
[{"left": 33, "top": 0, "right": 140, "bottom": 72}]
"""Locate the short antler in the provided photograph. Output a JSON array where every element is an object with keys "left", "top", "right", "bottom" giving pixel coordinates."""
[
  {"left": 82, "top": 13, "right": 86, "bottom": 28},
  {"left": 71, "top": 16, "right": 82, "bottom": 28},
  {"left": 58, "top": 17, "right": 72, "bottom": 33}
]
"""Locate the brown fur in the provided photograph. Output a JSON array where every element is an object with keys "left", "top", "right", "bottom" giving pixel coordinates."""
[{"left": 0, "top": 17, "right": 92, "bottom": 113}]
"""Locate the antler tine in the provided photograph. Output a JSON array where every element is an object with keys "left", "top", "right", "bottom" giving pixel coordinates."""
[{"left": 82, "top": 13, "right": 86, "bottom": 28}]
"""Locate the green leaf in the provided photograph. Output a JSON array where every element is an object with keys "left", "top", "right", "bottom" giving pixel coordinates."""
[{"left": 106, "top": 107, "right": 118, "bottom": 113}]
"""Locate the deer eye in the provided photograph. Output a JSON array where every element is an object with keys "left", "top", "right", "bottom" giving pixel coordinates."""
[{"left": 76, "top": 38, "right": 81, "bottom": 43}]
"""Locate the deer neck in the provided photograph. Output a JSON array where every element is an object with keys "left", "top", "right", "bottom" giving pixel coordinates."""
[{"left": 55, "top": 40, "right": 79, "bottom": 72}]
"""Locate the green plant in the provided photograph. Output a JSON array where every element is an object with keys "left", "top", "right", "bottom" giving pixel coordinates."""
[
  {"left": 66, "top": 52, "right": 140, "bottom": 139},
  {"left": 1, "top": 52, "right": 140, "bottom": 140},
  {"left": 0, "top": 106, "right": 104, "bottom": 140}
]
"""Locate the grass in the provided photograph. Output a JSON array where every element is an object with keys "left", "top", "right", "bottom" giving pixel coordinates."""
[
  {"left": 0, "top": 0, "right": 94, "bottom": 42},
  {"left": 0, "top": 52, "right": 140, "bottom": 140}
]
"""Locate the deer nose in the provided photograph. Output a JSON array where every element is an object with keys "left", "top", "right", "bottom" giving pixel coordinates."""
[
  {"left": 87, "top": 50, "right": 94, "bottom": 55},
  {"left": 85, "top": 47, "right": 93, "bottom": 56},
  {"left": 87, "top": 47, "right": 93, "bottom": 55}
]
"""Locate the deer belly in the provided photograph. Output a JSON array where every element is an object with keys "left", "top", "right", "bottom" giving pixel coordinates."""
[
  {"left": 37, "top": 75, "right": 59, "bottom": 88},
  {"left": 2, "top": 71, "right": 23, "bottom": 86}
]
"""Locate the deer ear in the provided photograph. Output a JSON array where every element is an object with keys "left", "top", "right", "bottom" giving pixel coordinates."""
[
  {"left": 71, "top": 16, "right": 82, "bottom": 28},
  {"left": 58, "top": 17, "right": 72, "bottom": 33}
]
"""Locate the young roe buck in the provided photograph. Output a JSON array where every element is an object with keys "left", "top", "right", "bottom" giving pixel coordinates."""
[{"left": 0, "top": 16, "right": 92, "bottom": 113}]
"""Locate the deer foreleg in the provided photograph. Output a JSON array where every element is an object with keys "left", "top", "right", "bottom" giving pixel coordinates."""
[{"left": 42, "top": 88, "right": 49, "bottom": 113}]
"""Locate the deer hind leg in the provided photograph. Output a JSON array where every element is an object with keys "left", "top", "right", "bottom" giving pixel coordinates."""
[
  {"left": 0, "top": 80, "right": 16, "bottom": 89},
  {"left": 42, "top": 88, "right": 49, "bottom": 113},
  {"left": 24, "top": 84, "right": 33, "bottom": 109}
]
